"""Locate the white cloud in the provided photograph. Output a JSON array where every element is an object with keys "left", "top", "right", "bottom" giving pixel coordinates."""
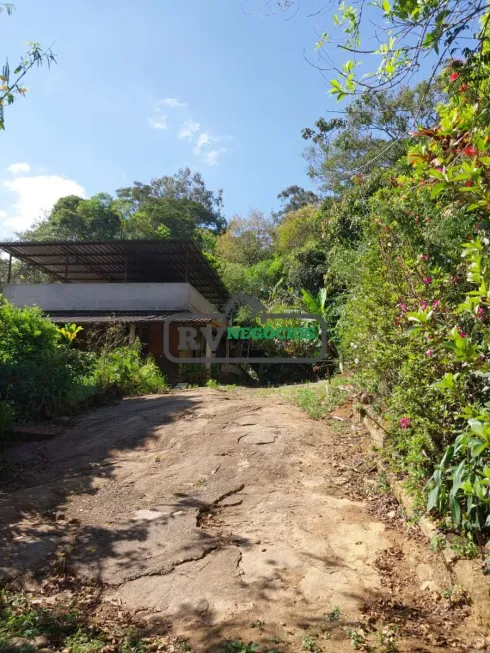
[
  {"left": 2, "top": 175, "right": 86, "bottom": 232},
  {"left": 159, "top": 98, "right": 187, "bottom": 108},
  {"left": 203, "top": 148, "right": 227, "bottom": 166},
  {"left": 193, "top": 131, "right": 213, "bottom": 154},
  {"left": 178, "top": 119, "right": 200, "bottom": 142},
  {"left": 7, "top": 162, "right": 31, "bottom": 175},
  {"left": 147, "top": 115, "right": 168, "bottom": 129}
]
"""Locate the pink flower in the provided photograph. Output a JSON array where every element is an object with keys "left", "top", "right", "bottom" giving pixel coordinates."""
[
  {"left": 423, "top": 276, "right": 432, "bottom": 285},
  {"left": 420, "top": 301, "right": 428, "bottom": 310},
  {"left": 399, "top": 303, "right": 408, "bottom": 314},
  {"left": 458, "top": 329, "right": 466, "bottom": 338},
  {"left": 426, "top": 349, "right": 433, "bottom": 358},
  {"left": 420, "top": 254, "right": 429, "bottom": 262},
  {"left": 400, "top": 418, "right": 411, "bottom": 430},
  {"left": 432, "top": 300, "right": 440, "bottom": 310},
  {"left": 477, "top": 306, "right": 486, "bottom": 318},
  {"left": 463, "top": 146, "right": 478, "bottom": 157}
]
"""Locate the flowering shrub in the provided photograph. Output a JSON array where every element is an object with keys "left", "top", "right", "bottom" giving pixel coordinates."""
[{"left": 326, "top": 31, "right": 490, "bottom": 538}]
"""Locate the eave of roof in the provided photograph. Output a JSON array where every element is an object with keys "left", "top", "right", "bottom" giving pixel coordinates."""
[{"left": 47, "top": 311, "right": 219, "bottom": 324}]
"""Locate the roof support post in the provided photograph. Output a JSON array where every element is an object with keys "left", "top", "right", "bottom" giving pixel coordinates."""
[
  {"left": 129, "top": 323, "right": 136, "bottom": 344},
  {"left": 7, "top": 253, "right": 12, "bottom": 284}
]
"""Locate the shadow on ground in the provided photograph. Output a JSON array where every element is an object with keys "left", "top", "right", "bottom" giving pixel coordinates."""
[{"left": 0, "top": 393, "right": 202, "bottom": 580}]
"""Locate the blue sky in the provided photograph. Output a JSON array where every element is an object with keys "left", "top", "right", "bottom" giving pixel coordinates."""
[{"left": 0, "top": 0, "right": 344, "bottom": 238}]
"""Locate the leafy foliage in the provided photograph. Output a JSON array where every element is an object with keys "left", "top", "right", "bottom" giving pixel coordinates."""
[
  {"left": 0, "top": 299, "right": 167, "bottom": 429},
  {"left": 116, "top": 167, "right": 225, "bottom": 238},
  {"left": 302, "top": 83, "right": 442, "bottom": 192},
  {"left": 275, "top": 205, "right": 321, "bottom": 254},
  {"left": 216, "top": 209, "right": 274, "bottom": 266},
  {"left": 276, "top": 0, "right": 489, "bottom": 98},
  {"left": 276, "top": 185, "right": 320, "bottom": 214},
  {"left": 0, "top": 5, "right": 56, "bottom": 131},
  {"left": 21, "top": 194, "right": 123, "bottom": 241},
  {"left": 93, "top": 341, "right": 168, "bottom": 396}
]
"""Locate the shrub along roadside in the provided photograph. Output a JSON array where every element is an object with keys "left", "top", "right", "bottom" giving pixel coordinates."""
[
  {"left": 0, "top": 298, "right": 168, "bottom": 435},
  {"left": 321, "top": 39, "right": 490, "bottom": 543}
]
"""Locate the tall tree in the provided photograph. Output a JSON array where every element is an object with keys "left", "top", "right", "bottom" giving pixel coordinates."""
[
  {"left": 20, "top": 194, "right": 123, "bottom": 241},
  {"left": 302, "top": 83, "right": 442, "bottom": 193},
  {"left": 116, "top": 168, "right": 226, "bottom": 237},
  {"left": 216, "top": 209, "right": 274, "bottom": 266},
  {"left": 277, "top": 185, "right": 320, "bottom": 214},
  {"left": 123, "top": 197, "right": 217, "bottom": 240},
  {"left": 275, "top": 205, "right": 322, "bottom": 254}
]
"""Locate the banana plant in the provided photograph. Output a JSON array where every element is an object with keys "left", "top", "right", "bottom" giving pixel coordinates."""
[
  {"left": 301, "top": 287, "right": 328, "bottom": 320},
  {"left": 57, "top": 323, "right": 83, "bottom": 345}
]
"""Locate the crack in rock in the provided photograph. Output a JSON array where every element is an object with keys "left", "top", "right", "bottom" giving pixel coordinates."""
[
  {"left": 214, "top": 484, "right": 245, "bottom": 506},
  {"left": 122, "top": 544, "right": 221, "bottom": 582},
  {"left": 237, "top": 434, "right": 278, "bottom": 445},
  {"left": 196, "top": 484, "right": 245, "bottom": 527}
]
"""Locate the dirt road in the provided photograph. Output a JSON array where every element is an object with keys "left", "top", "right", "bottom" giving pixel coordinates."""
[{"left": 0, "top": 389, "right": 483, "bottom": 651}]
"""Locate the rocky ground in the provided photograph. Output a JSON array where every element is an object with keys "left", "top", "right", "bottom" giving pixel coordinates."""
[{"left": 0, "top": 387, "right": 488, "bottom": 652}]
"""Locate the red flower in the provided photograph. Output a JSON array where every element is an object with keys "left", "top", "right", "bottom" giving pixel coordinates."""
[
  {"left": 459, "top": 83, "right": 468, "bottom": 92},
  {"left": 400, "top": 418, "right": 411, "bottom": 430},
  {"left": 464, "top": 146, "right": 478, "bottom": 156},
  {"left": 464, "top": 181, "right": 473, "bottom": 187},
  {"left": 423, "top": 276, "right": 432, "bottom": 285},
  {"left": 450, "top": 72, "right": 460, "bottom": 81}
]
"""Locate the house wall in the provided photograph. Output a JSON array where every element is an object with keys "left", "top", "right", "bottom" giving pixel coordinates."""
[{"left": 3, "top": 283, "right": 216, "bottom": 314}]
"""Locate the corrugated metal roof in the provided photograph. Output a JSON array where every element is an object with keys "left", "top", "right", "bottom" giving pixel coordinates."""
[
  {"left": 0, "top": 239, "right": 229, "bottom": 308},
  {"left": 48, "top": 311, "right": 217, "bottom": 324}
]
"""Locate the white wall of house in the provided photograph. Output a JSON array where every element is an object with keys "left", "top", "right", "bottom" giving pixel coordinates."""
[{"left": 3, "top": 283, "right": 216, "bottom": 314}]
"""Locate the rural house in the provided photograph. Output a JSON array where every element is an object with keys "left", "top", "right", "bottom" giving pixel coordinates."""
[{"left": 0, "top": 240, "right": 231, "bottom": 382}]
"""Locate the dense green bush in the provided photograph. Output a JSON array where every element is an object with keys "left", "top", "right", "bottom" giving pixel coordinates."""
[
  {"left": 0, "top": 299, "right": 168, "bottom": 431},
  {"left": 0, "top": 300, "right": 94, "bottom": 422},
  {"left": 323, "top": 46, "right": 490, "bottom": 537},
  {"left": 93, "top": 342, "right": 168, "bottom": 395},
  {"left": 0, "top": 299, "right": 59, "bottom": 366}
]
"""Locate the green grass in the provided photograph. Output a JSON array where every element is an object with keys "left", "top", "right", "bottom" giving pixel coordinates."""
[
  {"left": 258, "top": 378, "right": 349, "bottom": 420},
  {"left": 0, "top": 591, "right": 150, "bottom": 653},
  {"left": 220, "top": 642, "right": 281, "bottom": 653}
]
